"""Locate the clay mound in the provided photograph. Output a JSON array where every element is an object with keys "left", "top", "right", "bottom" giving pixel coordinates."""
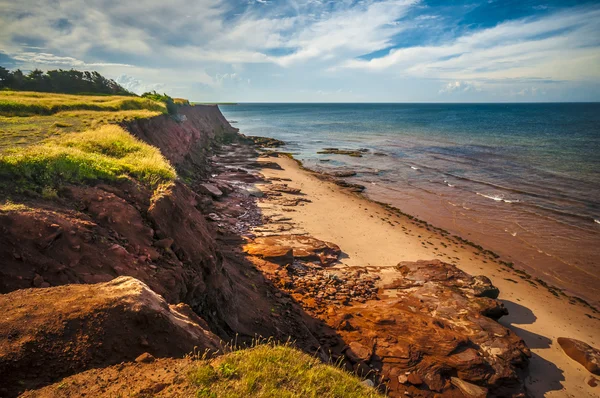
[
  {"left": 557, "top": 337, "right": 600, "bottom": 375},
  {"left": 0, "top": 276, "right": 221, "bottom": 397},
  {"left": 244, "top": 235, "right": 341, "bottom": 266}
]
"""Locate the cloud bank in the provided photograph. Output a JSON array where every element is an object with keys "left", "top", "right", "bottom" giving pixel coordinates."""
[{"left": 1, "top": 0, "right": 599, "bottom": 101}]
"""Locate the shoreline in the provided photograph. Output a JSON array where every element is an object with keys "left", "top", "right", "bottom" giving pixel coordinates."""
[
  {"left": 255, "top": 153, "right": 600, "bottom": 397},
  {"left": 275, "top": 149, "right": 599, "bottom": 313}
]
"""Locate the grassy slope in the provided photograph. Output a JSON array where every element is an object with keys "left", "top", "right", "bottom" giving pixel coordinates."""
[
  {"left": 188, "top": 345, "right": 383, "bottom": 398},
  {"left": 0, "top": 91, "right": 165, "bottom": 150},
  {"left": 0, "top": 91, "right": 174, "bottom": 192},
  {"left": 31, "top": 345, "right": 383, "bottom": 397},
  {"left": 0, "top": 91, "right": 165, "bottom": 116}
]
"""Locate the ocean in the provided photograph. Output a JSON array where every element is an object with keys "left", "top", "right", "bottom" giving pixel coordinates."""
[{"left": 220, "top": 103, "right": 600, "bottom": 307}]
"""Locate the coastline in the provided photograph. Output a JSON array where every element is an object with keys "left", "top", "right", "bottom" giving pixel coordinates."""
[{"left": 256, "top": 153, "right": 600, "bottom": 397}]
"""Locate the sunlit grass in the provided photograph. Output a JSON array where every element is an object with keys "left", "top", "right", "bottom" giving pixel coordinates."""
[
  {"left": 0, "top": 91, "right": 165, "bottom": 116},
  {"left": 188, "top": 344, "right": 382, "bottom": 398},
  {"left": 0, "top": 109, "right": 162, "bottom": 150},
  {"left": 0, "top": 124, "right": 176, "bottom": 190}
]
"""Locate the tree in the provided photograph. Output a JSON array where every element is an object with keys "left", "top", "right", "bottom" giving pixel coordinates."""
[{"left": 0, "top": 66, "right": 134, "bottom": 95}]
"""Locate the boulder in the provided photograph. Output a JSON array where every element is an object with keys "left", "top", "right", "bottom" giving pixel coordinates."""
[
  {"left": 244, "top": 235, "right": 341, "bottom": 266},
  {"left": 557, "top": 337, "right": 600, "bottom": 375},
  {"left": 451, "top": 377, "right": 488, "bottom": 397},
  {"left": 198, "top": 183, "right": 223, "bottom": 198},
  {"left": 0, "top": 276, "right": 222, "bottom": 397}
]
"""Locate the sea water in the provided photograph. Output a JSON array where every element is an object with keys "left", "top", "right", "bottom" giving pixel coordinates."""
[{"left": 220, "top": 103, "right": 600, "bottom": 307}]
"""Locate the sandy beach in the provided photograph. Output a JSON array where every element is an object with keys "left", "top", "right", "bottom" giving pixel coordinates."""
[{"left": 257, "top": 154, "right": 600, "bottom": 398}]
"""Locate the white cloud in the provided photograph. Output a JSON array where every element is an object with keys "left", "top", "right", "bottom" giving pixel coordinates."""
[
  {"left": 0, "top": 0, "right": 599, "bottom": 101},
  {"left": 342, "top": 7, "right": 600, "bottom": 84}
]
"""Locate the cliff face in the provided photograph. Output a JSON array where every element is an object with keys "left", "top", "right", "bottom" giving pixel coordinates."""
[
  {"left": 124, "top": 105, "right": 238, "bottom": 179},
  {"left": 0, "top": 106, "right": 323, "bottom": 396}
]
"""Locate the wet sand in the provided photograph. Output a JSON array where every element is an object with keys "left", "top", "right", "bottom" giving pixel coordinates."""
[{"left": 258, "top": 155, "right": 600, "bottom": 398}]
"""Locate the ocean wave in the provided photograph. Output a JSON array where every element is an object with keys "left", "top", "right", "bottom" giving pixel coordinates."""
[
  {"left": 595, "top": 219, "right": 600, "bottom": 225},
  {"left": 476, "top": 192, "right": 520, "bottom": 203}
]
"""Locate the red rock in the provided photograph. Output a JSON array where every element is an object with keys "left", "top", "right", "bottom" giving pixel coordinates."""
[
  {"left": 135, "top": 352, "right": 156, "bottom": 363},
  {"left": 0, "top": 277, "right": 222, "bottom": 397},
  {"left": 347, "top": 342, "right": 372, "bottom": 362},
  {"left": 154, "top": 238, "right": 174, "bottom": 249},
  {"left": 244, "top": 235, "right": 340, "bottom": 266},
  {"left": 557, "top": 337, "right": 600, "bottom": 375},
  {"left": 451, "top": 377, "right": 488, "bottom": 397},
  {"left": 407, "top": 372, "right": 423, "bottom": 385},
  {"left": 198, "top": 183, "right": 223, "bottom": 198}
]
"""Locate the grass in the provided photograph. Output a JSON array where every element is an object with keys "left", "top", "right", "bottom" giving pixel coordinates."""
[
  {"left": 0, "top": 124, "right": 176, "bottom": 191},
  {"left": 187, "top": 344, "right": 382, "bottom": 398},
  {"left": 0, "top": 200, "right": 33, "bottom": 212},
  {"left": 0, "top": 91, "right": 166, "bottom": 151},
  {"left": 0, "top": 91, "right": 165, "bottom": 116},
  {"left": 0, "top": 109, "right": 162, "bottom": 150}
]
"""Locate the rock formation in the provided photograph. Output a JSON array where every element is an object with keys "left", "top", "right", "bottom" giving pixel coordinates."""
[
  {"left": 558, "top": 337, "right": 600, "bottom": 375},
  {"left": 0, "top": 276, "right": 221, "bottom": 397}
]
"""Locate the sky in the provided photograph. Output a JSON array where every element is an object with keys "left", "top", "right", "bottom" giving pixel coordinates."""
[{"left": 1, "top": 0, "right": 599, "bottom": 102}]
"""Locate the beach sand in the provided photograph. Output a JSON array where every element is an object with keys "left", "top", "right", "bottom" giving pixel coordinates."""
[{"left": 258, "top": 155, "right": 600, "bottom": 398}]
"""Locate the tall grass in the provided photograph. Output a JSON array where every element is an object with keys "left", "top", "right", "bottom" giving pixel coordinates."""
[
  {"left": 0, "top": 125, "right": 176, "bottom": 190},
  {"left": 0, "top": 91, "right": 165, "bottom": 116}
]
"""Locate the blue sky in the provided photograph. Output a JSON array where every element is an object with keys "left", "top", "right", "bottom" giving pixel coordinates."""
[{"left": 1, "top": 0, "right": 599, "bottom": 102}]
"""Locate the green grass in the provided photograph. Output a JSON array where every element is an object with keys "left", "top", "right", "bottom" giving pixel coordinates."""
[
  {"left": 0, "top": 109, "right": 162, "bottom": 150},
  {"left": 0, "top": 124, "right": 176, "bottom": 190},
  {"left": 187, "top": 344, "right": 382, "bottom": 398},
  {"left": 0, "top": 91, "right": 166, "bottom": 151},
  {"left": 0, "top": 91, "right": 165, "bottom": 116}
]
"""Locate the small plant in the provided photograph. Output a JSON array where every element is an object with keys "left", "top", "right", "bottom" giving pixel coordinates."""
[
  {"left": 195, "top": 388, "right": 217, "bottom": 398},
  {"left": 188, "top": 364, "right": 217, "bottom": 387},
  {"left": 218, "top": 362, "right": 238, "bottom": 379},
  {"left": 41, "top": 186, "right": 58, "bottom": 199}
]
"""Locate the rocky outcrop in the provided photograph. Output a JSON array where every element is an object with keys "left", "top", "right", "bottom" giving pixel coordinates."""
[
  {"left": 0, "top": 276, "right": 221, "bottom": 397},
  {"left": 244, "top": 235, "right": 341, "bottom": 266},
  {"left": 124, "top": 105, "right": 238, "bottom": 180},
  {"left": 250, "top": 257, "right": 531, "bottom": 397},
  {"left": 558, "top": 337, "right": 600, "bottom": 375}
]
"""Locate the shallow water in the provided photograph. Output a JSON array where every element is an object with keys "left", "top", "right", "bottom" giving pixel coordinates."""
[{"left": 220, "top": 103, "right": 600, "bottom": 307}]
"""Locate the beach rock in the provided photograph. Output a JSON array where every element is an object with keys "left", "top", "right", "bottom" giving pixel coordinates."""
[
  {"left": 244, "top": 235, "right": 341, "bottom": 266},
  {"left": 268, "top": 259, "right": 530, "bottom": 396},
  {"left": 135, "top": 352, "right": 156, "bottom": 363},
  {"left": 451, "top": 377, "right": 488, "bottom": 397},
  {"left": 267, "top": 183, "right": 302, "bottom": 195},
  {"left": 0, "top": 276, "right": 221, "bottom": 397},
  {"left": 245, "top": 186, "right": 264, "bottom": 197},
  {"left": 154, "top": 237, "right": 174, "bottom": 249},
  {"left": 557, "top": 337, "right": 600, "bottom": 375},
  {"left": 390, "top": 259, "right": 501, "bottom": 300},
  {"left": 317, "top": 148, "right": 363, "bottom": 157},
  {"left": 245, "top": 135, "right": 286, "bottom": 148},
  {"left": 198, "top": 183, "right": 223, "bottom": 198}
]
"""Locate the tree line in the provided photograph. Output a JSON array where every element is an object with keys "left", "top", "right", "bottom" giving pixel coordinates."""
[{"left": 0, "top": 66, "right": 133, "bottom": 95}]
